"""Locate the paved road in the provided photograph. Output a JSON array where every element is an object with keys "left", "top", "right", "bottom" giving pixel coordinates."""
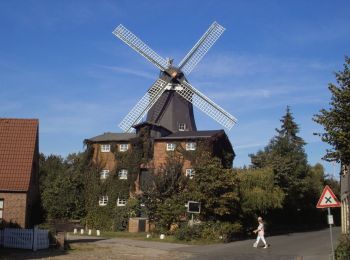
[
  {"left": 0, "top": 227, "right": 340, "bottom": 259},
  {"left": 83, "top": 227, "right": 340, "bottom": 260},
  {"left": 172, "top": 227, "right": 341, "bottom": 260}
]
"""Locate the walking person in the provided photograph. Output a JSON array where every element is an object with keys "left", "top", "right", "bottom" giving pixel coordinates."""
[{"left": 253, "top": 216, "right": 268, "bottom": 249}]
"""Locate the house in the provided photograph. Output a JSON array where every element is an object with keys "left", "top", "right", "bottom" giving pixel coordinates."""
[
  {"left": 340, "top": 163, "right": 350, "bottom": 233},
  {"left": 85, "top": 122, "right": 234, "bottom": 205},
  {"left": 0, "top": 118, "right": 40, "bottom": 228}
]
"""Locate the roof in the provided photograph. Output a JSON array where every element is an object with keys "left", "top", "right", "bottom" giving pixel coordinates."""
[
  {"left": 156, "top": 130, "right": 224, "bottom": 140},
  {"left": 86, "top": 132, "right": 137, "bottom": 142},
  {"left": 0, "top": 118, "right": 38, "bottom": 192}
]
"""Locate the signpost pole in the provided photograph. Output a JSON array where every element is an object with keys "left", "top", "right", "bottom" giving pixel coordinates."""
[{"left": 328, "top": 207, "right": 335, "bottom": 260}]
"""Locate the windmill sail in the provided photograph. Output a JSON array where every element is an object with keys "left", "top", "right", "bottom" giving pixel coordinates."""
[
  {"left": 119, "top": 79, "right": 169, "bottom": 132},
  {"left": 113, "top": 22, "right": 237, "bottom": 133}
]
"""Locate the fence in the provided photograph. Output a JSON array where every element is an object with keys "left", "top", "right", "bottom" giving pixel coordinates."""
[{"left": 0, "top": 226, "right": 49, "bottom": 251}]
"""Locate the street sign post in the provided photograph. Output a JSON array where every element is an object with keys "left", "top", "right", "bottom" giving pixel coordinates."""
[
  {"left": 186, "top": 201, "right": 201, "bottom": 226},
  {"left": 316, "top": 185, "right": 340, "bottom": 260}
]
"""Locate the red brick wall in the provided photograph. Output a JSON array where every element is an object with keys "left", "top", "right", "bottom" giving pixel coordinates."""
[
  {"left": 91, "top": 143, "right": 117, "bottom": 171},
  {"left": 153, "top": 141, "right": 193, "bottom": 173},
  {"left": 0, "top": 192, "right": 27, "bottom": 228}
]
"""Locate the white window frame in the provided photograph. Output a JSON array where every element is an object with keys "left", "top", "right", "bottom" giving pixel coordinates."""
[
  {"left": 0, "top": 199, "right": 3, "bottom": 221},
  {"left": 186, "top": 142, "right": 196, "bottom": 151},
  {"left": 101, "top": 144, "right": 111, "bottom": 153},
  {"left": 186, "top": 169, "right": 195, "bottom": 179},
  {"left": 99, "top": 196, "right": 108, "bottom": 206},
  {"left": 178, "top": 123, "right": 186, "bottom": 131},
  {"left": 118, "top": 169, "right": 128, "bottom": 180},
  {"left": 166, "top": 143, "right": 176, "bottom": 151},
  {"left": 117, "top": 197, "right": 127, "bottom": 207},
  {"left": 119, "top": 144, "right": 129, "bottom": 152},
  {"left": 100, "top": 169, "right": 110, "bottom": 179}
]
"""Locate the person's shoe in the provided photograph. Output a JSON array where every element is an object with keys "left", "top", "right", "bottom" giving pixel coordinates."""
[
  {"left": 263, "top": 245, "right": 268, "bottom": 249},
  {"left": 253, "top": 243, "right": 258, "bottom": 248}
]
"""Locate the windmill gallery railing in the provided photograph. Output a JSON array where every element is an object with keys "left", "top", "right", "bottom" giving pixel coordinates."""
[{"left": 0, "top": 226, "right": 49, "bottom": 251}]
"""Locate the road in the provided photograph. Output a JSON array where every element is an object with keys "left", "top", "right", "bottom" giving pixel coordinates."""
[
  {"left": 178, "top": 227, "right": 340, "bottom": 260},
  {"left": 0, "top": 227, "right": 340, "bottom": 259}
]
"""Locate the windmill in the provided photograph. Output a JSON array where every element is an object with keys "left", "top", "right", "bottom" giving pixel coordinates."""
[{"left": 113, "top": 22, "right": 237, "bottom": 133}]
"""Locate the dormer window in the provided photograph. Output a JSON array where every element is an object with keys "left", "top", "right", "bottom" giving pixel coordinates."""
[
  {"left": 99, "top": 196, "right": 108, "bottom": 206},
  {"left": 100, "top": 169, "right": 110, "bottom": 179},
  {"left": 179, "top": 123, "right": 186, "bottom": 131},
  {"left": 118, "top": 169, "right": 128, "bottom": 180},
  {"left": 186, "top": 142, "right": 196, "bottom": 151},
  {"left": 166, "top": 143, "right": 176, "bottom": 151},
  {"left": 119, "top": 144, "right": 129, "bottom": 152},
  {"left": 101, "top": 144, "right": 110, "bottom": 153}
]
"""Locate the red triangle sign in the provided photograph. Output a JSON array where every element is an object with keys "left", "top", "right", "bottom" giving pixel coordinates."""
[{"left": 316, "top": 185, "right": 341, "bottom": 208}]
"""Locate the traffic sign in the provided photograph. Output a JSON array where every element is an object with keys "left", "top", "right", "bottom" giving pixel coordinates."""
[{"left": 316, "top": 185, "right": 341, "bottom": 208}]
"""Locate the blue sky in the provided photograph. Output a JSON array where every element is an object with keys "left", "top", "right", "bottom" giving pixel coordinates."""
[{"left": 1, "top": 0, "right": 349, "bottom": 176}]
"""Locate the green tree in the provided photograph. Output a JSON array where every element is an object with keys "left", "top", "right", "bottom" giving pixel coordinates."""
[
  {"left": 185, "top": 152, "right": 240, "bottom": 221},
  {"left": 313, "top": 56, "right": 350, "bottom": 165},
  {"left": 237, "top": 167, "right": 284, "bottom": 214},
  {"left": 39, "top": 153, "right": 86, "bottom": 220},
  {"left": 250, "top": 107, "right": 309, "bottom": 200}
]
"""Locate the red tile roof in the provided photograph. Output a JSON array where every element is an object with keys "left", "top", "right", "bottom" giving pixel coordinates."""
[{"left": 0, "top": 118, "right": 38, "bottom": 192}]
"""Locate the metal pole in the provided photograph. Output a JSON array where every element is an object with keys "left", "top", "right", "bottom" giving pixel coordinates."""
[{"left": 328, "top": 207, "right": 335, "bottom": 260}]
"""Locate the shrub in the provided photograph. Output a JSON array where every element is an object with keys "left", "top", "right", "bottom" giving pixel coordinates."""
[
  {"left": 335, "top": 234, "right": 350, "bottom": 260},
  {"left": 201, "top": 221, "right": 242, "bottom": 242},
  {"left": 174, "top": 223, "right": 203, "bottom": 241}
]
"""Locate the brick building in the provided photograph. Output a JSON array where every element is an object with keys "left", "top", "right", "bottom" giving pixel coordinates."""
[
  {"left": 85, "top": 122, "right": 234, "bottom": 205},
  {"left": 341, "top": 164, "right": 350, "bottom": 233},
  {"left": 0, "top": 118, "right": 40, "bottom": 228}
]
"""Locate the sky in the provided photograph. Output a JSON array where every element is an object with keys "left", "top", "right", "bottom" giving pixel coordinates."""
[{"left": 1, "top": 0, "right": 349, "bottom": 177}]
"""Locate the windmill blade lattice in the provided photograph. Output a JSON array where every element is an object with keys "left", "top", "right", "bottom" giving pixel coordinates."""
[
  {"left": 178, "top": 22, "right": 225, "bottom": 75},
  {"left": 176, "top": 81, "right": 237, "bottom": 130},
  {"left": 113, "top": 24, "right": 169, "bottom": 71},
  {"left": 119, "top": 79, "right": 169, "bottom": 132}
]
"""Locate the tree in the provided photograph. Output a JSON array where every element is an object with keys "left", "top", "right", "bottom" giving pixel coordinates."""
[
  {"left": 313, "top": 56, "right": 350, "bottom": 165},
  {"left": 39, "top": 153, "right": 86, "bottom": 220},
  {"left": 250, "top": 106, "right": 309, "bottom": 198},
  {"left": 185, "top": 152, "right": 240, "bottom": 221}
]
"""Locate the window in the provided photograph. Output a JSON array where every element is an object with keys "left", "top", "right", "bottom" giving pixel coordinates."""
[
  {"left": 119, "top": 144, "right": 129, "bottom": 152},
  {"left": 178, "top": 123, "right": 186, "bottom": 131},
  {"left": 118, "top": 169, "right": 128, "bottom": 180},
  {"left": 186, "top": 169, "right": 195, "bottom": 179},
  {"left": 0, "top": 199, "right": 3, "bottom": 222},
  {"left": 166, "top": 143, "right": 176, "bottom": 151},
  {"left": 99, "top": 196, "right": 108, "bottom": 206},
  {"left": 101, "top": 144, "right": 110, "bottom": 152},
  {"left": 117, "top": 197, "right": 127, "bottom": 207},
  {"left": 186, "top": 142, "right": 196, "bottom": 151},
  {"left": 100, "top": 169, "right": 110, "bottom": 179}
]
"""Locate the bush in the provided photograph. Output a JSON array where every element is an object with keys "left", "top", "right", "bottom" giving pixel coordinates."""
[
  {"left": 335, "top": 235, "right": 350, "bottom": 260},
  {"left": 201, "top": 221, "right": 242, "bottom": 242},
  {"left": 174, "top": 223, "right": 203, "bottom": 241}
]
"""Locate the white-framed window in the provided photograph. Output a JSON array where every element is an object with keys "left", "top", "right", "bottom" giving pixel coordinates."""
[
  {"left": 118, "top": 169, "right": 128, "bottom": 180},
  {"left": 119, "top": 144, "right": 129, "bottom": 152},
  {"left": 101, "top": 144, "right": 111, "bottom": 152},
  {"left": 100, "top": 169, "right": 110, "bottom": 179},
  {"left": 186, "top": 169, "right": 195, "bottom": 179},
  {"left": 117, "top": 197, "right": 127, "bottom": 207},
  {"left": 99, "top": 196, "right": 108, "bottom": 206},
  {"left": 178, "top": 123, "right": 186, "bottom": 131},
  {"left": 186, "top": 142, "right": 196, "bottom": 151},
  {"left": 0, "top": 199, "right": 4, "bottom": 221},
  {"left": 166, "top": 143, "right": 176, "bottom": 151}
]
